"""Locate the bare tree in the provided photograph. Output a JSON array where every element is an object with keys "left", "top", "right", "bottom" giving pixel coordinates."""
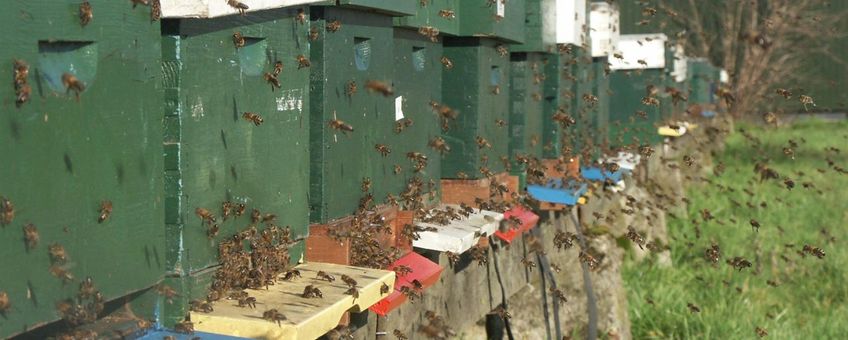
[{"left": 640, "top": 0, "right": 847, "bottom": 116}]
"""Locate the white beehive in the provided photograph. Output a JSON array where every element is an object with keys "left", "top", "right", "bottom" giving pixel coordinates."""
[
  {"left": 556, "top": 0, "right": 587, "bottom": 46},
  {"left": 161, "top": 0, "right": 324, "bottom": 19},
  {"left": 609, "top": 33, "right": 668, "bottom": 70},
  {"left": 589, "top": 2, "right": 620, "bottom": 57}
]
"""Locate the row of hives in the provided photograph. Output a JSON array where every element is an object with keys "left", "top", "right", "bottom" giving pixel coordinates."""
[{"left": 0, "top": 1, "right": 723, "bottom": 339}]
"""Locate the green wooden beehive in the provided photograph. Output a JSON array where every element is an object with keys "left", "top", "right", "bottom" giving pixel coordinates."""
[
  {"left": 591, "top": 57, "right": 611, "bottom": 150},
  {"left": 160, "top": 7, "right": 311, "bottom": 323},
  {"left": 390, "top": 28, "right": 444, "bottom": 192},
  {"left": 541, "top": 51, "right": 565, "bottom": 159},
  {"left": 688, "top": 59, "right": 719, "bottom": 106},
  {"left": 569, "top": 46, "right": 596, "bottom": 155},
  {"left": 441, "top": 37, "right": 511, "bottom": 179},
  {"left": 333, "top": 0, "right": 418, "bottom": 16},
  {"left": 458, "top": 0, "right": 526, "bottom": 43},
  {"left": 608, "top": 69, "right": 666, "bottom": 147},
  {"left": 394, "top": 0, "right": 461, "bottom": 36},
  {"left": 0, "top": 2, "right": 163, "bottom": 337},
  {"left": 509, "top": 52, "right": 546, "bottom": 169},
  {"left": 511, "top": 0, "right": 557, "bottom": 53},
  {"left": 310, "top": 7, "right": 441, "bottom": 223}
]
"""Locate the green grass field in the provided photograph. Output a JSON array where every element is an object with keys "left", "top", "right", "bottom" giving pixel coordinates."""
[{"left": 623, "top": 119, "right": 848, "bottom": 339}]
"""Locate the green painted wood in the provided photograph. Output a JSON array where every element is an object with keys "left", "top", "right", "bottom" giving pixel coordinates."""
[
  {"left": 336, "top": 0, "right": 418, "bottom": 16},
  {"left": 441, "top": 37, "right": 511, "bottom": 179},
  {"left": 0, "top": 2, "right": 163, "bottom": 337},
  {"left": 390, "top": 28, "right": 444, "bottom": 192},
  {"left": 509, "top": 52, "right": 545, "bottom": 169},
  {"left": 541, "top": 51, "right": 567, "bottom": 159},
  {"left": 393, "top": 0, "right": 461, "bottom": 36},
  {"left": 592, "top": 57, "right": 611, "bottom": 150},
  {"left": 458, "top": 0, "right": 526, "bottom": 43},
  {"left": 569, "top": 46, "right": 595, "bottom": 156},
  {"left": 511, "top": 0, "right": 557, "bottom": 53},
  {"left": 309, "top": 7, "right": 411, "bottom": 223},
  {"left": 160, "top": 5, "right": 310, "bottom": 293},
  {"left": 608, "top": 69, "right": 666, "bottom": 147},
  {"left": 687, "top": 59, "right": 719, "bottom": 106}
]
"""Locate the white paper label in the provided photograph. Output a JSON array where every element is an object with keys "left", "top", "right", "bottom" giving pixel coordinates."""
[
  {"left": 497, "top": 0, "right": 505, "bottom": 17},
  {"left": 395, "top": 96, "right": 404, "bottom": 121}
]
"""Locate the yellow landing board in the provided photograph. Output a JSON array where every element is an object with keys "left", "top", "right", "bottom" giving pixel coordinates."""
[{"left": 191, "top": 262, "right": 396, "bottom": 340}]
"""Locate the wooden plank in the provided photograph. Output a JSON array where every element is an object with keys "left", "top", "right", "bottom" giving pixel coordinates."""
[
  {"left": 191, "top": 262, "right": 394, "bottom": 340},
  {"left": 412, "top": 206, "right": 504, "bottom": 253}
]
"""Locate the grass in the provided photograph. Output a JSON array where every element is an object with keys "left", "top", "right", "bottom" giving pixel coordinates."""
[{"left": 623, "top": 119, "right": 848, "bottom": 339}]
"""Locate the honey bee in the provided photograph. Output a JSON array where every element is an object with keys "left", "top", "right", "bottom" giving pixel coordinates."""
[
  {"left": 328, "top": 118, "right": 354, "bottom": 133},
  {"left": 237, "top": 296, "right": 256, "bottom": 308},
  {"left": 393, "top": 164, "right": 402, "bottom": 175},
  {"left": 798, "top": 95, "right": 815, "bottom": 110},
  {"left": 381, "top": 283, "right": 390, "bottom": 294},
  {"left": 475, "top": 136, "right": 491, "bottom": 149},
  {"left": 440, "top": 56, "right": 454, "bottom": 69},
  {"left": 0, "top": 291, "right": 9, "bottom": 315},
  {"left": 369, "top": 143, "right": 391, "bottom": 157},
  {"left": 172, "top": 317, "right": 194, "bottom": 334},
  {"left": 750, "top": 219, "right": 761, "bottom": 232},
  {"left": 393, "top": 329, "right": 408, "bottom": 340},
  {"left": 309, "top": 25, "right": 320, "bottom": 41},
  {"left": 262, "top": 309, "right": 287, "bottom": 326},
  {"left": 62, "top": 73, "right": 86, "bottom": 100},
  {"left": 775, "top": 88, "right": 792, "bottom": 99},
  {"left": 345, "top": 287, "right": 360, "bottom": 299},
  {"left": 23, "top": 223, "right": 39, "bottom": 250},
  {"left": 317, "top": 271, "right": 336, "bottom": 282},
  {"left": 550, "top": 287, "right": 567, "bottom": 304},
  {"left": 428, "top": 137, "right": 451, "bottom": 154},
  {"left": 15, "top": 83, "right": 31, "bottom": 106},
  {"left": 625, "top": 226, "right": 645, "bottom": 249},
  {"left": 393, "top": 265, "right": 413, "bottom": 277},
  {"left": 495, "top": 44, "right": 508, "bottom": 57},
  {"left": 783, "top": 177, "right": 795, "bottom": 190},
  {"left": 346, "top": 80, "right": 357, "bottom": 96},
  {"left": 233, "top": 32, "right": 245, "bottom": 48},
  {"left": 281, "top": 269, "right": 301, "bottom": 281},
  {"left": 49, "top": 243, "right": 68, "bottom": 264},
  {"left": 79, "top": 1, "right": 93, "bottom": 27},
  {"left": 97, "top": 200, "right": 113, "bottom": 223},
  {"left": 240, "top": 111, "right": 264, "bottom": 126},
  {"left": 520, "top": 257, "right": 536, "bottom": 271},
  {"left": 687, "top": 302, "right": 701, "bottom": 313},
  {"left": 418, "top": 26, "right": 440, "bottom": 42},
  {"left": 302, "top": 285, "right": 323, "bottom": 298},
  {"left": 150, "top": 0, "right": 161, "bottom": 21},
  {"left": 641, "top": 96, "right": 659, "bottom": 106},
  {"left": 456, "top": 171, "right": 468, "bottom": 180},
  {"left": 1, "top": 196, "right": 14, "bottom": 225},
  {"left": 365, "top": 80, "right": 394, "bottom": 96},
  {"left": 802, "top": 245, "right": 825, "bottom": 259},
  {"left": 130, "top": 0, "right": 150, "bottom": 8},
  {"left": 356, "top": 178, "right": 371, "bottom": 194},
  {"left": 195, "top": 207, "right": 216, "bottom": 225},
  {"left": 438, "top": 9, "right": 456, "bottom": 19},
  {"left": 296, "top": 55, "right": 311, "bottom": 69},
  {"left": 762, "top": 111, "right": 777, "bottom": 125},
  {"left": 579, "top": 251, "right": 600, "bottom": 271},
  {"left": 727, "top": 256, "right": 752, "bottom": 271},
  {"left": 189, "top": 300, "right": 214, "bottom": 313},
  {"left": 491, "top": 85, "right": 501, "bottom": 95},
  {"left": 326, "top": 20, "right": 341, "bottom": 32},
  {"left": 49, "top": 265, "right": 74, "bottom": 283},
  {"left": 582, "top": 94, "right": 599, "bottom": 106},
  {"left": 227, "top": 0, "right": 249, "bottom": 16},
  {"left": 295, "top": 8, "right": 306, "bottom": 25},
  {"left": 755, "top": 327, "right": 768, "bottom": 338}
]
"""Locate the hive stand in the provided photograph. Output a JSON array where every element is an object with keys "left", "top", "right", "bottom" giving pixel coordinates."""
[{"left": 190, "top": 262, "right": 394, "bottom": 340}]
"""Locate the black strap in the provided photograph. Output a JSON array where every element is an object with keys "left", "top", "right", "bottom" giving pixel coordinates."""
[{"left": 489, "top": 236, "right": 516, "bottom": 340}]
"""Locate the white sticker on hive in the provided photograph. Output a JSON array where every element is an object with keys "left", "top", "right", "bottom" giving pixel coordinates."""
[
  {"left": 497, "top": 0, "right": 505, "bottom": 17},
  {"left": 276, "top": 89, "right": 304, "bottom": 113},
  {"left": 395, "top": 96, "right": 404, "bottom": 121}
]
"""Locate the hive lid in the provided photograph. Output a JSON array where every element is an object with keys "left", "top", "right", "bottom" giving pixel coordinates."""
[{"left": 412, "top": 205, "right": 504, "bottom": 253}]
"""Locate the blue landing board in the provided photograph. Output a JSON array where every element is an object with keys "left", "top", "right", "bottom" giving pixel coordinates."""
[
  {"left": 580, "top": 166, "right": 626, "bottom": 182},
  {"left": 701, "top": 110, "right": 717, "bottom": 118},
  {"left": 527, "top": 179, "right": 588, "bottom": 206},
  {"left": 136, "top": 329, "right": 249, "bottom": 340}
]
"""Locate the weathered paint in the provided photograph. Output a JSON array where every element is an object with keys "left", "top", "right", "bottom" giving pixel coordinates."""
[
  {"left": 509, "top": 52, "right": 545, "bottom": 170},
  {"left": 0, "top": 2, "right": 163, "bottom": 337},
  {"left": 512, "top": 0, "right": 557, "bottom": 53},
  {"left": 441, "top": 37, "right": 511, "bottom": 179},
  {"left": 160, "top": 7, "right": 310, "bottom": 323},
  {"left": 458, "top": 0, "right": 526, "bottom": 43},
  {"left": 393, "top": 0, "right": 461, "bottom": 36}
]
